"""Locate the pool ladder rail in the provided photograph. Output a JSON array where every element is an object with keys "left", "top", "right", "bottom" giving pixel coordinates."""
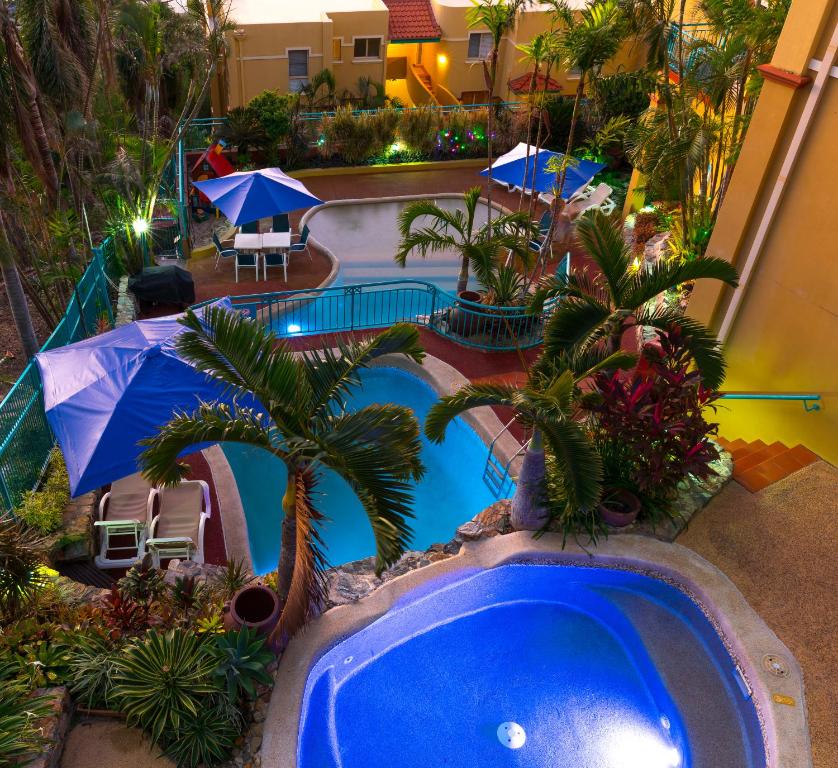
[{"left": 483, "top": 418, "right": 529, "bottom": 498}]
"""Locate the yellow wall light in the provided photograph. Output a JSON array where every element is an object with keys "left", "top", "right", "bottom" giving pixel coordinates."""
[
  {"left": 437, "top": 53, "right": 448, "bottom": 66},
  {"left": 132, "top": 217, "right": 150, "bottom": 236}
]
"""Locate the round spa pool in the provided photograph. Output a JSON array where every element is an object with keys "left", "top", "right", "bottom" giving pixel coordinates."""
[
  {"left": 222, "top": 366, "right": 500, "bottom": 574},
  {"left": 298, "top": 563, "right": 766, "bottom": 768}
]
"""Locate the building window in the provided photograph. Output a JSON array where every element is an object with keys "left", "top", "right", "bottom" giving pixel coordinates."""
[
  {"left": 353, "top": 37, "right": 381, "bottom": 59},
  {"left": 467, "top": 32, "right": 493, "bottom": 60},
  {"left": 332, "top": 37, "right": 342, "bottom": 61},
  {"left": 288, "top": 49, "right": 309, "bottom": 90},
  {"left": 567, "top": 65, "right": 581, "bottom": 79}
]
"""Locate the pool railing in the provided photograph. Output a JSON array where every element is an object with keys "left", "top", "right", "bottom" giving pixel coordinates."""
[{"left": 194, "top": 262, "right": 567, "bottom": 352}]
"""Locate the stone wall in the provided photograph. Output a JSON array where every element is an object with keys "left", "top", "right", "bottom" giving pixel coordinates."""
[{"left": 24, "top": 687, "right": 73, "bottom": 768}]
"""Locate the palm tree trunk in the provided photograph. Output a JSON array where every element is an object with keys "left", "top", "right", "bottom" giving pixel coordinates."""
[
  {"left": 0, "top": 252, "right": 39, "bottom": 360},
  {"left": 510, "top": 429, "right": 550, "bottom": 531},
  {"left": 456, "top": 256, "right": 470, "bottom": 294},
  {"left": 275, "top": 466, "right": 298, "bottom": 602},
  {"left": 519, "top": 63, "right": 540, "bottom": 210}
]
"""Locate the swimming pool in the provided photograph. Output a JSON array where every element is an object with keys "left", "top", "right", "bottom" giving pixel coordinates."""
[
  {"left": 305, "top": 195, "right": 492, "bottom": 293},
  {"left": 222, "top": 366, "right": 499, "bottom": 574},
  {"left": 298, "top": 563, "right": 766, "bottom": 768}
]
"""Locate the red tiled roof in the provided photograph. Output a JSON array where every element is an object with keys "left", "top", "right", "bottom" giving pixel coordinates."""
[
  {"left": 507, "top": 73, "right": 563, "bottom": 95},
  {"left": 383, "top": 0, "right": 442, "bottom": 42}
]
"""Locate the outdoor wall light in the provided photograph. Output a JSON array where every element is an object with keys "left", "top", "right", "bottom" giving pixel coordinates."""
[
  {"left": 437, "top": 53, "right": 448, "bottom": 66},
  {"left": 132, "top": 217, "right": 150, "bottom": 236}
]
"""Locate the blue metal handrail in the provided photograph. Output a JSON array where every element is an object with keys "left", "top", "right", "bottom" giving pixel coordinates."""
[
  {"left": 194, "top": 266, "right": 565, "bottom": 352},
  {"left": 720, "top": 393, "right": 821, "bottom": 413}
]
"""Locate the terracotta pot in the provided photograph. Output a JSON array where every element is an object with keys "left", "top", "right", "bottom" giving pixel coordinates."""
[
  {"left": 223, "top": 585, "right": 282, "bottom": 640},
  {"left": 457, "top": 289, "right": 482, "bottom": 303},
  {"left": 598, "top": 488, "right": 641, "bottom": 528}
]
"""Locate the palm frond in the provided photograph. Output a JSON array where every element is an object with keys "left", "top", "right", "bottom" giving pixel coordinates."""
[
  {"left": 176, "top": 306, "right": 309, "bottom": 434},
  {"left": 621, "top": 256, "right": 739, "bottom": 309},
  {"left": 318, "top": 405, "right": 423, "bottom": 573},
  {"left": 139, "top": 402, "right": 275, "bottom": 487},
  {"left": 539, "top": 417, "right": 603, "bottom": 511},
  {"left": 272, "top": 469, "right": 328, "bottom": 642},
  {"left": 574, "top": 210, "right": 631, "bottom": 303},
  {"left": 303, "top": 324, "right": 424, "bottom": 417},
  {"left": 636, "top": 308, "right": 728, "bottom": 390},
  {"left": 394, "top": 227, "right": 460, "bottom": 265},
  {"left": 542, "top": 297, "right": 612, "bottom": 358},
  {"left": 425, "top": 382, "right": 520, "bottom": 443}
]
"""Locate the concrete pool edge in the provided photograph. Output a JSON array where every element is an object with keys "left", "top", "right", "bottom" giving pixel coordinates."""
[{"left": 262, "top": 532, "right": 812, "bottom": 768}]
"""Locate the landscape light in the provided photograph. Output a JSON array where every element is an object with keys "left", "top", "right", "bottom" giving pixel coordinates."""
[
  {"left": 132, "top": 217, "right": 149, "bottom": 236},
  {"left": 287, "top": 323, "right": 302, "bottom": 334},
  {"left": 437, "top": 53, "right": 448, "bottom": 66}
]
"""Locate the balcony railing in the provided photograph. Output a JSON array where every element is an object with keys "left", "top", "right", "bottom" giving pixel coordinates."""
[{"left": 667, "top": 22, "right": 719, "bottom": 76}]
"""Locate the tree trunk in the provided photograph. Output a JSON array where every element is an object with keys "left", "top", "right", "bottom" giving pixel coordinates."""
[
  {"left": 275, "top": 466, "right": 298, "bottom": 602},
  {"left": 0, "top": 212, "right": 38, "bottom": 359},
  {"left": 510, "top": 430, "right": 550, "bottom": 531},
  {"left": 456, "top": 255, "right": 469, "bottom": 294}
]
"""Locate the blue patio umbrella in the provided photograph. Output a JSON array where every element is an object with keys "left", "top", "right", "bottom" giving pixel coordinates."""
[
  {"left": 480, "top": 142, "right": 605, "bottom": 199},
  {"left": 193, "top": 167, "right": 323, "bottom": 225},
  {"left": 35, "top": 298, "right": 256, "bottom": 496}
]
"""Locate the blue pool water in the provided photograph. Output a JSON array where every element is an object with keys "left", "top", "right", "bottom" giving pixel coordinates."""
[
  {"left": 222, "top": 367, "right": 498, "bottom": 574},
  {"left": 299, "top": 564, "right": 766, "bottom": 768}
]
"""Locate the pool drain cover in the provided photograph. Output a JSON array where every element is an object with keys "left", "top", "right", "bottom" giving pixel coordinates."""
[
  {"left": 497, "top": 722, "right": 526, "bottom": 749},
  {"left": 762, "top": 654, "right": 790, "bottom": 678}
]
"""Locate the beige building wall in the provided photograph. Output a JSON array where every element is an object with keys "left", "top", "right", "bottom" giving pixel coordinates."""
[{"left": 688, "top": 0, "right": 838, "bottom": 463}]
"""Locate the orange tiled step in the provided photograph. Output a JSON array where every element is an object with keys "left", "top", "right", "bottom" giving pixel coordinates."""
[{"left": 718, "top": 437, "right": 820, "bottom": 493}]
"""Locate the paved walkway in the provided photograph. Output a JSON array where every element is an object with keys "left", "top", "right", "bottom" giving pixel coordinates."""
[
  {"left": 61, "top": 719, "right": 173, "bottom": 768},
  {"left": 677, "top": 460, "right": 838, "bottom": 768}
]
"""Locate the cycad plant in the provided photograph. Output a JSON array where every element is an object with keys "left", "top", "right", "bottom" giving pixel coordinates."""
[
  {"left": 0, "top": 513, "right": 47, "bottom": 620},
  {"left": 140, "top": 308, "right": 426, "bottom": 641},
  {"left": 533, "top": 210, "right": 739, "bottom": 388},
  {"left": 396, "top": 186, "right": 536, "bottom": 295},
  {"left": 425, "top": 348, "right": 633, "bottom": 531}
]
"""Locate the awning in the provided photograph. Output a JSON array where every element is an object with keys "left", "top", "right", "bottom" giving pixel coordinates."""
[{"left": 507, "top": 73, "right": 563, "bottom": 95}]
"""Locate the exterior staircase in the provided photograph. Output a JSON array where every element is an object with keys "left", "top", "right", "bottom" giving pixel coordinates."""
[
  {"left": 716, "top": 436, "right": 819, "bottom": 493},
  {"left": 410, "top": 63, "right": 440, "bottom": 105}
]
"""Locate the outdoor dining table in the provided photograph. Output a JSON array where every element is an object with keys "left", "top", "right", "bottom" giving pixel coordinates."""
[{"left": 233, "top": 232, "right": 292, "bottom": 280}]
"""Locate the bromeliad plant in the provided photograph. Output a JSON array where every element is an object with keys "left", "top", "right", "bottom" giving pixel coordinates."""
[
  {"left": 533, "top": 209, "right": 739, "bottom": 389},
  {"left": 585, "top": 326, "right": 722, "bottom": 521},
  {"left": 211, "top": 628, "right": 273, "bottom": 700},
  {"left": 141, "top": 308, "right": 426, "bottom": 643}
]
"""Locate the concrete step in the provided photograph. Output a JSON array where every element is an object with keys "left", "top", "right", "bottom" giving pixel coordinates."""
[{"left": 720, "top": 436, "right": 821, "bottom": 493}]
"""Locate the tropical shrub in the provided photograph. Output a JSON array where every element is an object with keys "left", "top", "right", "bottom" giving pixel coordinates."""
[
  {"left": 321, "top": 107, "right": 376, "bottom": 165},
  {"left": 118, "top": 558, "right": 167, "bottom": 605},
  {"left": 211, "top": 628, "right": 273, "bottom": 700},
  {"left": 0, "top": 514, "right": 47, "bottom": 620},
  {"left": 212, "top": 558, "right": 252, "bottom": 602},
  {"left": 113, "top": 629, "right": 219, "bottom": 742},
  {"left": 633, "top": 210, "right": 661, "bottom": 244},
  {"left": 15, "top": 449, "right": 69, "bottom": 534},
  {"left": 0, "top": 674, "right": 52, "bottom": 767},
  {"left": 100, "top": 586, "right": 150, "bottom": 637},
  {"left": 585, "top": 328, "right": 722, "bottom": 521},
  {"left": 399, "top": 105, "right": 439, "bottom": 155},
  {"left": 369, "top": 108, "right": 400, "bottom": 151},
  {"left": 247, "top": 90, "right": 295, "bottom": 161},
  {"left": 168, "top": 575, "right": 209, "bottom": 619},
  {"left": 590, "top": 70, "right": 655, "bottom": 123},
  {"left": 13, "top": 639, "right": 71, "bottom": 688},
  {"left": 66, "top": 631, "right": 125, "bottom": 710},
  {"left": 163, "top": 697, "right": 239, "bottom": 768},
  {"left": 218, "top": 106, "right": 267, "bottom": 156}
]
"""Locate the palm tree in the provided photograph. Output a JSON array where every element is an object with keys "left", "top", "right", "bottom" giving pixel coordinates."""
[
  {"left": 549, "top": 0, "right": 626, "bottom": 202},
  {"left": 140, "top": 308, "right": 427, "bottom": 641},
  {"left": 515, "top": 31, "right": 550, "bottom": 210},
  {"left": 395, "top": 186, "right": 536, "bottom": 295},
  {"left": 0, "top": 225, "right": 39, "bottom": 360},
  {"left": 466, "top": 0, "right": 527, "bottom": 226},
  {"left": 426, "top": 349, "right": 632, "bottom": 530},
  {"left": 533, "top": 209, "right": 739, "bottom": 389}
]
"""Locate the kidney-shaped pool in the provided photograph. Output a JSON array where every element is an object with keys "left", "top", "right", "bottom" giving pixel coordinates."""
[
  {"left": 298, "top": 563, "right": 765, "bottom": 768},
  {"left": 222, "top": 366, "right": 499, "bottom": 574}
]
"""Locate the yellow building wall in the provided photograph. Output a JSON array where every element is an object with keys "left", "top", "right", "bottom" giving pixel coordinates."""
[
  {"left": 225, "top": 9, "right": 387, "bottom": 108},
  {"left": 688, "top": 0, "right": 838, "bottom": 464}
]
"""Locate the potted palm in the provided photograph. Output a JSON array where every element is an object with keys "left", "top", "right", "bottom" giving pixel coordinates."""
[{"left": 141, "top": 309, "right": 426, "bottom": 646}]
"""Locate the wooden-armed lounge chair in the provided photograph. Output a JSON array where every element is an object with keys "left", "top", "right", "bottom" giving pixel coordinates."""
[
  {"left": 94, "top": 473, "right": 154, "bottom": 569},
  {"left": 142, "top": 480, "right": 211, "bottom": 568}
]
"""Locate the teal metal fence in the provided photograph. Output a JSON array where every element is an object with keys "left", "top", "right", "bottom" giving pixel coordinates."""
[
  {"left": 198, "top": 259, "right": 567, "bottom": 352},
  {"left": 0, "top": 245, "right": 114, "bottom": 511},
  {"left": 667, "top": 22, "right": 719, "bottom": 74}
]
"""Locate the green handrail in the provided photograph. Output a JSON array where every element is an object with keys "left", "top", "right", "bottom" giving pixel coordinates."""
[{"left": 719, "top": 393, "right": 821, "bottom": 412}]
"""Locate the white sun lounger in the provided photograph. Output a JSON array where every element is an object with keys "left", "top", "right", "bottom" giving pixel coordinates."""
[
  {"left": 142, "top": 480, "right": 211, "bottom": 567},
  {"left": 94, "top": 473, "right": 154, "bottom": 569}
]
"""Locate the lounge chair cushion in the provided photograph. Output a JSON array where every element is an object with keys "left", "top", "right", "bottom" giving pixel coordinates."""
[
  {"left": 105, "top": 473, "right": 152, "bottom": 522},
  {"left": 154, "top": 482, "right": 204, "bottom": 543}
]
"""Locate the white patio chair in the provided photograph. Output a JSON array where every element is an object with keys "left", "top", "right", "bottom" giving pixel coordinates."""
[
  {"left": 94, "top": 473, "right": 154, "bottom": 569},
  {"left": 142, "top": 480, "right": 211, "bottom": 567}
]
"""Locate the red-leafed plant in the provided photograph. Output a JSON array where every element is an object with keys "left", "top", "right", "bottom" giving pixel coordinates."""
[
  {"left": 99, "top": 587, "right": 150, "bottom": 638},
  {"left": 585, "top": 327, "right": 721, "bottom": 521}
]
